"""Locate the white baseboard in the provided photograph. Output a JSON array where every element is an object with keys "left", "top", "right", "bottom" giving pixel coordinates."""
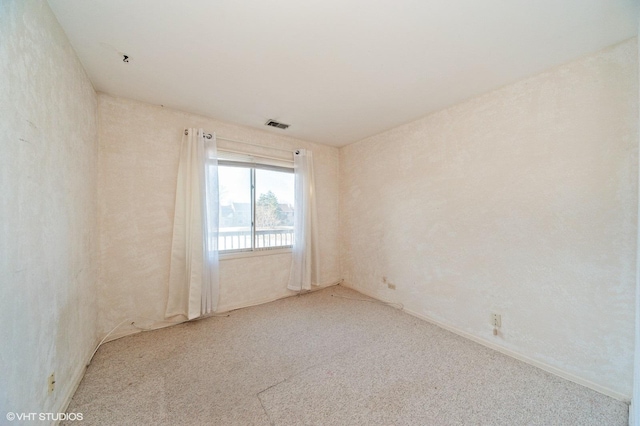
[
  {"left": 341, "top": 282, "right": 630, "bottom": 403},
  {"left": 100, "top": 280, "right": 343, "bottom": 344},
  {"left": 216, "top": 280, "right": 341, "bottom": 313}
]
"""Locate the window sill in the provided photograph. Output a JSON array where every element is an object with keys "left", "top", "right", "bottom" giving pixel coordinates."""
[{"left": 220, "top": 247, "right": 292, "bottom": 260}]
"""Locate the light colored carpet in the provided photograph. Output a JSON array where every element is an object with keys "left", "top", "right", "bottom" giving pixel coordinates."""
[{"left": 65, "top": 285, "right": 627, "bottom": 425}]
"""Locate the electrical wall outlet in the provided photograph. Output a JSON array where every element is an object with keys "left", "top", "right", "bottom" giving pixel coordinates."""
[
  {"left": 48, "top": 373, "right": 55, "bottom": 394},
  {"left": 491, "top": 313, "right": 502, "bottom": 328}
]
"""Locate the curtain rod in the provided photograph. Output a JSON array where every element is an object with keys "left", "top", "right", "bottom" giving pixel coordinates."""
[{"left": 184, "top": 129, "right": 296, "bottom": 154}]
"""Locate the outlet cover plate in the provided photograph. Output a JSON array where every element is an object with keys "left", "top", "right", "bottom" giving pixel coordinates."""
[
  {"left": 491, "top": 313, "right": 502, "bottom": 328},
  {"left": 48, "top": 373, "right": 55, "bottom": 394}
]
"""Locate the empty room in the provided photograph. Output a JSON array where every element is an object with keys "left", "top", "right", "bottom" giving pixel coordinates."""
[{"left": 1, "top": 0, "right": 639, "bottom": 424}]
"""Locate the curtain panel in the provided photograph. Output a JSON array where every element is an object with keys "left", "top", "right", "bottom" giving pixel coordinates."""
[
  {"left": 166, "top": 128, "right": 220, "bottom": 320},
  {"left": 288, "top": 149, "right": 320, "bottom": 291}
]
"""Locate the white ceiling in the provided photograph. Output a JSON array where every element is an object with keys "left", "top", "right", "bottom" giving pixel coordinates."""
[{"left": 48, "top": 0, "right": 638, "bottom": 147}]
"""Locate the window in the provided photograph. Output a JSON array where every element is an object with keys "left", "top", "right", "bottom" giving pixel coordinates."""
[{"left": 218, "top": 154, "right": 294, "bottom": 253}]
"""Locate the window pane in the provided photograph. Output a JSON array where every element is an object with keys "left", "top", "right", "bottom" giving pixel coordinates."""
[
  {"left": 255, "top": 169, "right": 294, "bottom": 249},
  {"left": 218, "top": 165, "right": 251, "bottom": 251}
]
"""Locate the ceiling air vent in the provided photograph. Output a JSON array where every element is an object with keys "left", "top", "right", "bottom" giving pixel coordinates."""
[{"left": 265, "top": 119, "right": 290, "bottom": 130}]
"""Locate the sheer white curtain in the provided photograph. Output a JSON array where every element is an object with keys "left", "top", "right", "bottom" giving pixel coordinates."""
[
  {"left": 288, "top": 149, "right": 320, "bottom": 292},
  {"left": 165, "top": 128, "right": 220, "bottom": 320}
]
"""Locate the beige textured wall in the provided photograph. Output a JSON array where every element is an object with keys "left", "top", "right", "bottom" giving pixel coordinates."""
[
  {"left": 97, "top": 94, "right": 340, "bottom": 339},
  {"left": 634, "top": 19, "right": 640, "bottom": 422},
  {"left": 340, "top": 39, "right": 638, "bottom": 398},
  {"left": 0, "top": 0, "right": 99, "bottom": 416}
]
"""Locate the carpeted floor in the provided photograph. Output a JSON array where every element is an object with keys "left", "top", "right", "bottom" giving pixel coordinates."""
[{"left": 65, "top": 285, "right": 627, "bottom": 425}]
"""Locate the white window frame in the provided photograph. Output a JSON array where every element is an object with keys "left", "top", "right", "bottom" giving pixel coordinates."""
[{"left": 218, "top": 159, "right": 294, "bottom": 257}]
